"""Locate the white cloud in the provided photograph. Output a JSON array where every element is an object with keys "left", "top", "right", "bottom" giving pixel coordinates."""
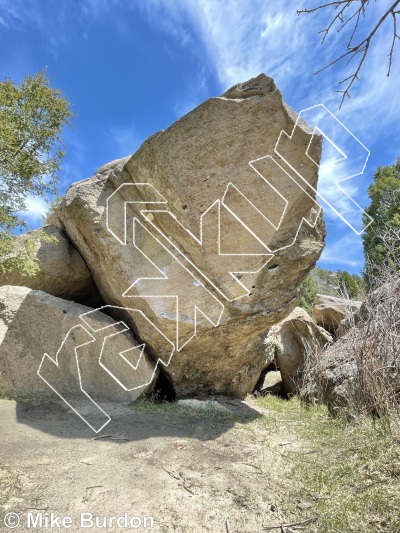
[
  {"left": 0, "top": 0, "right": 44, "bottom": 30},
  {"left": 18, "top": 194, "right": 49, "bottom": 227},
  {"left": 139, "top": 0, "right": 398, "bottom": 249},
  {"left": 139, "top": 1, "right": 400, "bottom": 130},
  {"left": 141, "top": 0, "right": 310, "bottom": 92},
  {"left": 3, "top": 0, "right": 396, "bottom": 264},
  {"left": 319, "top": 233, "right": 364, "bottom": 269}
]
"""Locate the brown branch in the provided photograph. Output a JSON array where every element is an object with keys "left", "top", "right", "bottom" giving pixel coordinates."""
[
  {"left": 298, "top": 1, "right": 400, "bottom": 107},
  {"left": 316, "top": 1, "right": 353, "bottom": 43},
  {"left": 297, "top": 0, "right": 355, "bottom": 15},
  {"left": 263, "top": 517, "right": 317, "bottom": 530},
  {"left": 342, "top": 3, "right": 365, "bottom": 45},
  {"left": 388, "top": 10, "right": 400, "bottom": 75}
]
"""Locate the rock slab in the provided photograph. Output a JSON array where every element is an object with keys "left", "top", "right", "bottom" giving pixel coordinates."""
[
  {"left": 312, "top": 294, "right": 362, "bottom": 334},
  {"left": 0, "top": 286, "right": 156, "bottom": 411},
  {"left": 0, "top": 225, "right": 100, "bottom": 306}
]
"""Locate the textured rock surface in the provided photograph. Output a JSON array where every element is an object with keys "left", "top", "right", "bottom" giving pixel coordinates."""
[
  {"left": 304, "top": 279, "right": 400, "bottom": 414},
  {"left": 300, "top": 332, "right": 360, "bottom": 412},
  {"left": 0, "top": 225, "right": 100, "bottom": 307},
  {"left": 255, "top": 370, "right": 283, "bottom": 396},
  {"left": 52, "top": 74, "right": 326, "bottom": 397},
  {"left": 0, "top": 286, "right": 156, "bottom": 403},
  {"left": 312, "top": 294, "right": 362, "bottom": 334},
  {"left": 264, "top": 307, "right": 333, "bottom": 394}
]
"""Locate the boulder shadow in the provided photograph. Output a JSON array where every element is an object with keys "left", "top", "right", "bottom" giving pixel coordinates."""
[{"left": 14, "top": 396, "right": 261, "bottom": 443}]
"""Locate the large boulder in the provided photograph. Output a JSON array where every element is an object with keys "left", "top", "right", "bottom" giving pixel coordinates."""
[
  {"left": 264, "top": 307, "right": 333, "bottom": 394},
  {"left": 52, "top": 74, "right": 326, "bottom": 397},
  {"left": 0, "top": 225, "right": 100, "bottom": 307},
  {"left": 312, "top": 294, "right": 362, "bottom": 335},
  {"left": 0, "top": 286, "right": 156, "bottom": 412}
]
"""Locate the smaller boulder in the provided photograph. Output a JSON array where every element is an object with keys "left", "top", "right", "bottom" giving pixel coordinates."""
[
  {"left": 264, "top": 307, "right": 333, "bottom": 395},
  {"left": 0, "top": 286, "right": 157, "bottom": 405},
  {"left": 312, "top": 294, "right": 362, "bottom": 335},
  {"left": 0, "top": 225, "right": 101, "bottom": 307},
  {"left": 336, "top": 301, "right": 369, "bottom": 337},
  {"left": 303, "top": 278, "right": 400, "bottom": 415},
  {"left": 300, "top": 332, "right": 360, "bottom": 413}
]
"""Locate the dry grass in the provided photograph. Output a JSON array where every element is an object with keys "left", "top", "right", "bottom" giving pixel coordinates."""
[
  {"left": 300, "top": 268, "right": 400, "bottom": 422},
  {"left": 256, "top": 395, "right": 400, "bottom": 533},
  {"left": 294, "top": 411, "right": 400, "bottom": 532},
  {"left": 284, "top": 265, "right": 400, "bottom": 530},
  {"left": 0, "top": 468, "right": 22, "bottom": 521}
]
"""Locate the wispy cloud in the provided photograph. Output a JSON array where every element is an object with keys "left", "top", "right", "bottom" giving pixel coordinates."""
[
  {"left": 319, "top": 233, "right": 364, "bottom": 270},
  {"left": 0, "top": 0, "right": 129, "bottom": 53},
  {"left": 137, "top": 0, "right": 397, "bottom": 267},
  {"left": 18, "top": 195, "right": 49, "bottom": 227},
  {"left": 140, "top": 0, "right": 310, "bottom": 92},
  {"left": 2, "top": 0, "right": 396, "bottom": 269},
  {"left": 138, "top": 1, "right": 400, "bottom": 129}
]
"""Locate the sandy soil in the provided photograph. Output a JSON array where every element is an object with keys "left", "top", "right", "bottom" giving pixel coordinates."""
[{"left": 0, "top": 397, "right": 304, "bottom": 533}]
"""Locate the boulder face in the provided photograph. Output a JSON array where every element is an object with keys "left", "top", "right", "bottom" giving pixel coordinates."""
[
  {"left": 264, "top": 307, "right": 333, "bottom": 394},
  {"left": 303, "top": 278, "right": 400, "bottom": 415},
  {"left": 255, "top": 370, "right": 283, "bottom": 396},
  {"left": 53, "top": 74, "right": 326, "bottom": 398},
  {"left": 312, "top": 294, "right": 362, "bottom": 335},
  {"left": 300, "top": 331, "right": 362, "bottom": 413},
  {"left": 0, "top": 225, "right": 101, "bottom": 307},
  {"left": 0, "top": 286, "right": 156, "bottom": 406}
]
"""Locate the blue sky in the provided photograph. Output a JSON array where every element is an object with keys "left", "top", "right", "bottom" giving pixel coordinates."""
[{"left": 1, "top": 0, "right": 399, "bottom": 274}]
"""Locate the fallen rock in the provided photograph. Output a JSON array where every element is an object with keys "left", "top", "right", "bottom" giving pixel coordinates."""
[
  {"left": 312, "top": 294, "right": 362, "bottom": 334},
  {"left": 0, "top": 225, "right": 100, "bottom": 307},
  {"left": 300, "top": 331, "right": 360, "bottom": 413},
  {"left": 52, "top": 74, "right": 326, "bottom": 397},
  {"left": 336, "top": 301, "right": 368, "bottom": 337},
  {"left": 303, "top": 277, "right": 400, "bottom": 415},
  {"left": 0, "top": 286, "right": 156, "bottom": 409},
  {"left": 264, "top": 307, "right": 333, "bottom": 395}
]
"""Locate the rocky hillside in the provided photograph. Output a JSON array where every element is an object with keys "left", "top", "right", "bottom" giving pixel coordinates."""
[
  {"left": 309, "top": 267, "right": 364, "bottom": 298},
  {"left": 310, "top": 267, "right": 339, "bottom": 296}
]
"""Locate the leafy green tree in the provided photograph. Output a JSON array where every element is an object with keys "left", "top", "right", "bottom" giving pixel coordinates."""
[
  {"left": 337, "top": 270, "right": 362, "bottom": 299},
  {"left": 42, "top": 195, "right": 64, "bottom": 226},
  {"left": 300, "top": 275, "right": 318, "bottom": 315},
  {"left": 362, "top": 158, "right": 400, "bottom": 285},
  {"left": 0, "top": 70, "right": 73, "bottom": 274}
]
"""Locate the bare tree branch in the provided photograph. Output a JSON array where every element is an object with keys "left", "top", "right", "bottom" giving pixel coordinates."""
[
  {"left": 297, "top": 1, "right": 400, "bottom": 107},
  {"left": 388, "top": 9, "right": 400, "bottom": 75}
]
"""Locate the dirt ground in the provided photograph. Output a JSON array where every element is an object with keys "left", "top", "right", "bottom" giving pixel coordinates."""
[{"left": 0, "top": 396, "right": 306, "bottom": 533}]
